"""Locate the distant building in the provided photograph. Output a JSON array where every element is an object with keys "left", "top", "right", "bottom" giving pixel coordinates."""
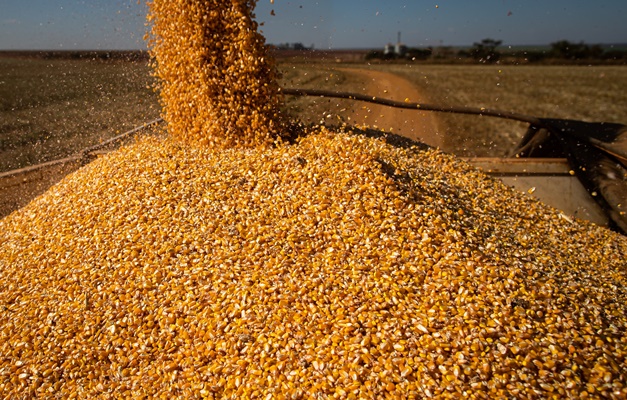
[
  {"left": 384, "top": 32, "right": 407, "bottom": 58},
  {"left": 395, "top": 42, "right": 408, "bottom": 57}
]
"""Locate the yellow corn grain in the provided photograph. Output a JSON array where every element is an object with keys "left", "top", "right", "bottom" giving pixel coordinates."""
[{"left": 0, "top": 0, "right": 626, "bottom": 398}]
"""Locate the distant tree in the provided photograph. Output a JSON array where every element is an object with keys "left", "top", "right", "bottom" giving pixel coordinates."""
[
  {"left": 471, "top": 38, "right": 502, "bottom": 63},
  {"left": 433, "top": 46, "right": 455, "bottom": 59},
  {"left": 365, "top": 47, "right": 432, "bottom": 61},
  {"left": 522, "top": 50, "right": 548, "bottom": 63},
  {"left": 365, "top": 50, "right": 384, "bottom": 61},
  {"left": 588, "top": 44, "right": 604, "bottom": 59},
  {"left": 457, "top": 49, "right": 471, "bottom": 58},
  {"left": 551, "top": 40, "right": 583, "bottom": 59},
  {"left": 273, "top": 42, "right": 313, "bottom": 51},
  {"left": 406, "top": 47, "right": 433, "bottom": 60},
  {"left": 602, "top": 49, "right": 627, "bottom": 61},
  {"left": 550, "top": 40, "right": 603, "bottom": 60}
]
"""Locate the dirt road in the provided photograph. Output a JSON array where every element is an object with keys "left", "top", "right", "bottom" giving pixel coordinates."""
[{"left": 338, "top": 68, "right": 443, "bottom": 148}]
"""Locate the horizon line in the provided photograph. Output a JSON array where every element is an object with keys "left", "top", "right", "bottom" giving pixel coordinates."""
[{"left": 1, "top": 42, "right": 626, "bottom": 53}]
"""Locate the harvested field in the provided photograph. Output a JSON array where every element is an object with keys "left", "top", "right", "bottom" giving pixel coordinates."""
[
  {"left": 0, "top": 57, "right": 159, "bottom": 172},
  {"left": 2, "top": 59, "right": 626, "bottom": 172},
  {"left": 368, "top": 64, "right": 627, "bottom": 156}
]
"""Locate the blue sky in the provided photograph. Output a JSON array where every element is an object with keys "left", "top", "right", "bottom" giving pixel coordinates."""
[{"left": 1, "top": 0, "right": 626, "bottom": 50}]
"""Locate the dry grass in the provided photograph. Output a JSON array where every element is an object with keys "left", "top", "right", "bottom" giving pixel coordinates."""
[{"left": 368, "top": 64, "right": 627, "bottom": 156}]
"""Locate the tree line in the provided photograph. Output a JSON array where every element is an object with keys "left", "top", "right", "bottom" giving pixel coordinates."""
[{"left": 366, "top": 39, "right": 627, "bottom": 63}]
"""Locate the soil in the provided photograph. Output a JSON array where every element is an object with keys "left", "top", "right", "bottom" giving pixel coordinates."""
[{"left": 338, "top": 68, "right": 443, "bottom": 148}]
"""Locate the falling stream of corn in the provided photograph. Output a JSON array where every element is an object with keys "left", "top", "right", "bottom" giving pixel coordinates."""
[{"left": 0, "top": 1, "right": 626, "bottom": 398}]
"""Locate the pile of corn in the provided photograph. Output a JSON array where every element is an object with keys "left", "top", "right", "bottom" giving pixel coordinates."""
[
  {"left": 1, "top": 130, "right": 626, "bottom": 398},
  {"left": 145, "top": 0, "right": 285, "bottom": 147},
  {"left": 1, "top": 0, "right": 626, "bottom": 398}
]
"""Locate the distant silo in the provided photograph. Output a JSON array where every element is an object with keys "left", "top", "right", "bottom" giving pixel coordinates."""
[{"left": 395, "top": 31, "right": 407, "bottom": 57}]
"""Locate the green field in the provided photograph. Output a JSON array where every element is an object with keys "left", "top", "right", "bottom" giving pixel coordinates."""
[{"left": 1, "top": 57, "right": 626, "bottom": 172}]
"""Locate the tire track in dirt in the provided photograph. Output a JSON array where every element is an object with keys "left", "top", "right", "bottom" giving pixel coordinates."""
[{"left": 338, "top": 68, "right": 443, "bottom": 148}]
